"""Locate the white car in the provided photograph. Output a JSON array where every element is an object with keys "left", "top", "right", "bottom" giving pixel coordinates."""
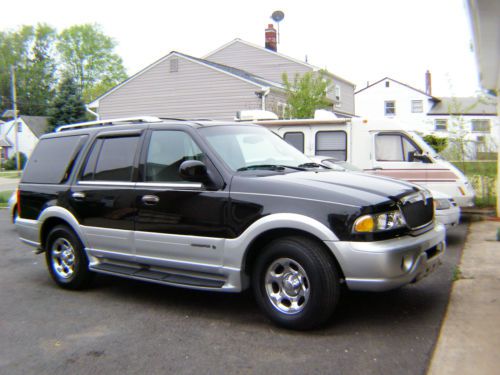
[
  {"left": 8, "top": 190, "right": 18, "bottom": 223},
  {"left": 311, "top": 155, "right": 460, "bottom": 229},
  {"left": 431, "top": 190, "right": 460, "bottom": 229}
]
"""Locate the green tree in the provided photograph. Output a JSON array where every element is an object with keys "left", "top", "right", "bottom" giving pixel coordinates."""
[
  {"left": 48, "top": 77, "right": 87, "bottom": 131},
  {"left": 423, "top": 134, "right": 448, "bottom": 153},
  {"left": 282, "top": 70, "right": 332, "bottom": 119},
  {"left": 57, "top": 24, "right": 127, "bottom": 102},
  {"left": 0, "top": 24, "right": 58, "bottom": 116}
]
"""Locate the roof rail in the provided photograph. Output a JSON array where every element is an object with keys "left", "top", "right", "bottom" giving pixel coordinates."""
[{"left": 55, "top": 116, "right": 162, "bottom": 132}]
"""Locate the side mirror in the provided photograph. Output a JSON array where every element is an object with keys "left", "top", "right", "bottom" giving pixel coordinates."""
[
  {"left": 179, "top": 160, "right": 209, "bottom": 183},
  {"left": 409, "top": 151, "right": 431, "bottom": 163}
]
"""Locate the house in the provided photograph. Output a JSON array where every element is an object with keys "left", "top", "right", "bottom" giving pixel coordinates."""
[
  {"left": 203, "top": 37, "right": 356, "bottom": 117},
  {"left": 354, "top": 74, "right": 498, "bottom": 159},
  {"left": 89, "top": 26, "right": 356, "bottom": 120},
  {"left": 0, "top": 116, "right": 49, "bottom": 160}
]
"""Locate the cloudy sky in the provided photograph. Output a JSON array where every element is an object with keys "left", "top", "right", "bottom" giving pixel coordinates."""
[{"left": 4, "top": 0, "right": 479, "bottom": 97}]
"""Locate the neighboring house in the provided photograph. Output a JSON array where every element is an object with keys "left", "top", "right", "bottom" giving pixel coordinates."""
[
  {"left": 204, "top": 38, "right": 356, "bottom": 116},
  {"left": 89, "top": 29, "right": 356, "bottom": 120},
  {"left": 354, "top": 75, "right": 498, "bottom": 159},
  {"left": 0, "top": 116, "right": 49, "bottom": 160}
]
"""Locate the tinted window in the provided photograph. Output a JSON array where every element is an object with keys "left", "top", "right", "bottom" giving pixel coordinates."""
[
  {"left": 22, "top": 135, "right": 88, "bottom": 184},
  {"left": 284, "top": 132, "right": 304, "bottom": 153},
  {"left": 315, "top": 131, "right": 347, "bottom": 160},
  {"left": 91, "top": 136, "right": 140, "bottom": 181},
  {"left": 375, "top": 134, "right": 420, "bottom": 161},
  {"left": 146, "top": 131, "right": 203, "bottom": 182},
  {"left": 80, "top": 139, "right": 103, "bottom": 181}
]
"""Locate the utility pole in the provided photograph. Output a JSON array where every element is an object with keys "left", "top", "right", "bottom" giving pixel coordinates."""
[{"left": 11, "top": 66, "right": 20, "bottom": 175}]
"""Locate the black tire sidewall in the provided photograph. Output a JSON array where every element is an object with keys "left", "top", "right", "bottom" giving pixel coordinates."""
[
  {"left": 45, "top": 225, "right": 90, "bottom": 289},
  {"left": 252, "top": 237, "right": 339, "bottom": 330}
]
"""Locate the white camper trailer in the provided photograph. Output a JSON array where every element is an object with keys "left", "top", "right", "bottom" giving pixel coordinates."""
[{"left": 251, "top": 115, "right": 475, "bottom": 207}]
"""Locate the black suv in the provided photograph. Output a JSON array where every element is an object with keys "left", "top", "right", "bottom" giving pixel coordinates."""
[{"left": 16, "top": 117, "right": 445, "bottom": 329}]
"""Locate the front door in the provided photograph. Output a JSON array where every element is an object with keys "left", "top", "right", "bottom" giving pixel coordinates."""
[{"left": 134, "top": 129, "right": 228, "bottom": 269}]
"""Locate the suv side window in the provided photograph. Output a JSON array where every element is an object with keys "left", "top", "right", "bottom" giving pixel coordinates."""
[
  {"left": 22, "top": 135, "right": 88, "bottom": 184},
  {"left": 145, "top": 130, "right": 203, "bottom": 182},
  {"left": 375, "top": 134, "right": 420, "bottom": 162},
  {"left": 81, "top": 136, "right": 140, "bottom": 182}
]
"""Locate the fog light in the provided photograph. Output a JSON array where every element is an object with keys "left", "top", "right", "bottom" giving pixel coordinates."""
[{"left": 402, "top": 254, "right": 414, "bottom": 272}]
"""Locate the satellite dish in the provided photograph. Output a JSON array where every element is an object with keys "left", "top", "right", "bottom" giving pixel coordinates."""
[{"left": 271, "top": 10, "right": 285, "bottom": 23}]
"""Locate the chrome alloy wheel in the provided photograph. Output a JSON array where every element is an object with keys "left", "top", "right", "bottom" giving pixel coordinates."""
[
  {"left": 264, "top": 257, "right": 310, "bottom": 315},
  {"left": 51, "top": 238, "right": 76, "bottom": 279}
]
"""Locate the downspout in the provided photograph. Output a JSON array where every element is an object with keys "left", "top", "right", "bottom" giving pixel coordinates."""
[
  {"left": 261, "top": 88, "right": 270, "bottom": 111},
  {"left": 85, "top": 105, "right": 99, "bottom": 120}
]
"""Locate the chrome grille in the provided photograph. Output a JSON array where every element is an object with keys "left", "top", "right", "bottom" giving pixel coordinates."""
[{"left": 400, "top": 192, "right": 434, "bottom": 229}]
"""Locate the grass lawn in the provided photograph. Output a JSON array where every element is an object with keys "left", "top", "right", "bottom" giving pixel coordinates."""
[
  {"left": 0, "top": 190, "right": 13, "bottom": 208},
  {"left": 0, "top": 171, "right": 21, "bottom": 179},
  {"left": 451, "top": 161, "right": 497, "bottom": 178}
]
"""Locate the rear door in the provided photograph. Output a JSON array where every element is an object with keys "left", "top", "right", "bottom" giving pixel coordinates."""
[{"left": 70, "top": 130, "right": 143, "bottom": 262}]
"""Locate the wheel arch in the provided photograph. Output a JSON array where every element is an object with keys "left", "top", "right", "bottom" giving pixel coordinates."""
[{"left": 38, "top": 207, "right": 88, "bottom": 251}]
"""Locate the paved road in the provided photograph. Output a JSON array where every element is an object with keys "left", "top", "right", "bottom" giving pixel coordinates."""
[{"left": 0, "top": 209, "right": 466, "bottom": 375}]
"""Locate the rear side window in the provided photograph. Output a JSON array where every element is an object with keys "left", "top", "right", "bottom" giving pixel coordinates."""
[
  {"left": 81, "top": 136, "right": 140, "bottom": 181},
  {"left": 315, "top": 131, "right": 347, "bottom": 160},
  {"left": 22, "top": 135, "right": 88, "bottom": 184}
]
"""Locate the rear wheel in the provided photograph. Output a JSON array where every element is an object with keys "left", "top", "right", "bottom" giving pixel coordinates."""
[
  {"left": 252, "top": 236, "right": 341, "bottom": 330},
  {"left": 45, "top": 225, "right": 93, "bottom": 290}
]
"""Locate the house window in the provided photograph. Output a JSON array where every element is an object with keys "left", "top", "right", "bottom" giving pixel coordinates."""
[
  {"left": 334, "top": 85, "right": 341, "bottom": 102},
  {"left": 315, "top": 131, "right": 347, "bottom": 161},
  {"left": 17, "top": 122, "right": 22, "bottom": 132},
  {"left": 411, "top": 100, "right": 423, "bottom": 113},
  {"left": 435, "top": 119, "right": 448, "bottom": 131},
  {"left": 471, "top": 119, "right": 490, "bottom": 132},
  {"left": 384, "top": 101, "right": 396, "bottom": 116},
  {"left": 385, "top": 81, "right": 390, "bottom": 87},
  {"left": 284, "top": 132, "right": 305, "bottom": 153},
  {"left": 170, "top": 58, "right": 178, "bottom": 73}
]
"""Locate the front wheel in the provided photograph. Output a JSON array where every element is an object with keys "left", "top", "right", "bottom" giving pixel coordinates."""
[
  {"left": 252, "top": 236, "right": 341, "bottom": 330},
  {"left": 45, "top": 225, "right": 93, "bottom": 290}
]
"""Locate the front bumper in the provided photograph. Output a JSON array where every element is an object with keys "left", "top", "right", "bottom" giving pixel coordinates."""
[
  {"left": 435, "top": 206, "right": 460, "bottom": 229},
  {"left": 325, "top": 224, "right": 446, "bottom": 291}
]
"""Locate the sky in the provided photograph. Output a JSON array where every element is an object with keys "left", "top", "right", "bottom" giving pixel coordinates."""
[{"left": 2, "top": 0, "right": 480, "bottom": 98}]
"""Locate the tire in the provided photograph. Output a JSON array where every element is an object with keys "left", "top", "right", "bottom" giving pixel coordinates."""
[
  {"left": 252, "top": 236, "right": 341, "bottom": 330},
  {"left": 45, "top": 225, "right": 93, "bottom": 290}
]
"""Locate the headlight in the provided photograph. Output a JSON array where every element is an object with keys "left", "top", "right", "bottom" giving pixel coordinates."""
[
  {"left": 434, "top": 198, "right": 451, "bottom": 210},
  {"left": 353, "top": 210, "right": 406, "bottom": 233}
]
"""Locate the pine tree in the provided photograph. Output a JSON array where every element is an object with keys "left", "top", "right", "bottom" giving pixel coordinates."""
[{"left": 48, "top": 77, "right": 87, "bottom": 131}]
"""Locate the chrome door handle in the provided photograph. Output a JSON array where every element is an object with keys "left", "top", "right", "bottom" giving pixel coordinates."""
[
  {"left": 72, "top": 192, "right": 86, "bottom": 200},
  {"left": 142, "top": 195, "right": 159, "bottom": 205}
]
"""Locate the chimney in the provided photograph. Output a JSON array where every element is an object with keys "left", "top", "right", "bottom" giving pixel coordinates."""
[
  {"left": 425, "top": 70, "right": 432, "bottom": 95},
  {"left": 265, "top": 24, "right": 277, "bottom": 52}
]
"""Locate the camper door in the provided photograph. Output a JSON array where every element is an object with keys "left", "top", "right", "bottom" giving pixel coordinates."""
[{"left": 369, "top": 131, "right": 434, "bottom": 182}]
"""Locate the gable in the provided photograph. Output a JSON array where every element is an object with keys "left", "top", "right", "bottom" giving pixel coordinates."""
[
  {"left": 98, "top": 54, "right": 263, "bottom": 120},
  {"left": 205, "top": 39, "right": 313, "bottom": 84}
]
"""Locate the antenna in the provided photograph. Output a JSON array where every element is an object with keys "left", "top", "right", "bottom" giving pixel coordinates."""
[{"left": 271, "top": 10, "right": 285, "bottom": 43}]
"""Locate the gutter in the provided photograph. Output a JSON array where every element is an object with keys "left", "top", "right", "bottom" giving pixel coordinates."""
[{"left": 85, "top": 105, "right": 99, "bottom": 120}]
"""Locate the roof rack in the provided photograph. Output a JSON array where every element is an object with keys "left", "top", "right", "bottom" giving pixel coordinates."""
[{"left": 55, "top": 116, "right": 162, "bottom": 132}]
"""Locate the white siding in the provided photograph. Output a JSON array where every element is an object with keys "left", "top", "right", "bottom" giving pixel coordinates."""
[
  {"left": 98, "top": 55, "right": 261, "bottom": 121},
  {"left": 206, "top": 41, "right": 312, "bottom": 85}
]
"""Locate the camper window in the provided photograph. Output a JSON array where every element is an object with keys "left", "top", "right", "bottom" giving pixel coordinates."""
[
  {"left": 315, "top": 131, "right": 347, "bottom": 161},
  {"left": 375, "top": 134, "right": 421, "bottom": 162},
  {"left": 284, "top": 132, "right": 305, "bottom": 153}
]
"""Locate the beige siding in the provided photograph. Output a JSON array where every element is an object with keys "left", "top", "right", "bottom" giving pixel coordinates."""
[
  {"left": 98, "top": 55, "right": 261, "bottom": 121},
  {"left": 207, "top": 41, "right": 355, "bottom": 115},
  {"left": 206, "top": 41, "right": 311, "bottom": 85}
]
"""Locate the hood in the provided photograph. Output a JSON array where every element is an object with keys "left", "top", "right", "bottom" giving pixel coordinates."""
[{"left": 231, "top": 170, "right": 420, "bottom": 208}]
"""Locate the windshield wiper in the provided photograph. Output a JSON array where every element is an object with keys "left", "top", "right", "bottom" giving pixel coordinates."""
[
  {"left": 237, "top": 164, "right": 306, "bottom": 172},
  {"left": 298, "top": 162, "right": 324, "bottom": 169}
]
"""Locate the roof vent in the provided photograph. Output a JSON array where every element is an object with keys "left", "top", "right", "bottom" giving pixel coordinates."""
[{"left": 235, "top": 110, "right": 279, "bottom": 122}]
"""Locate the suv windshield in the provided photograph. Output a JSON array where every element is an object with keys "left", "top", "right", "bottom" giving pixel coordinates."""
[{"left": 200, "top": 125, "right": 313, "bottom": 172}]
